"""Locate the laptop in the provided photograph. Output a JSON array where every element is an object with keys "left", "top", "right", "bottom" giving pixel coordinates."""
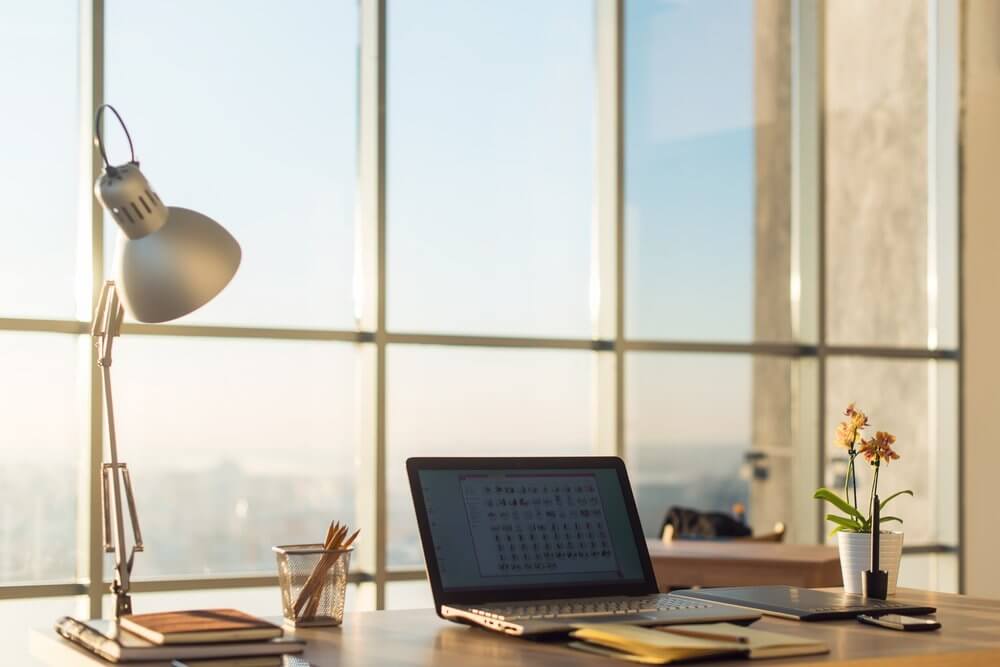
[{"left": 406, "top": 456, "right": 761, "bottom": 636}]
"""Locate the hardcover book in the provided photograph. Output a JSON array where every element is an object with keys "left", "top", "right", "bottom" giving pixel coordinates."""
[{"left": 120, "top": 609, "right": 283, "bottom": 645}]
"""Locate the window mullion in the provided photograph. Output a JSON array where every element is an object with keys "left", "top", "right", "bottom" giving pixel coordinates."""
[
  {"left": 594, "top": 0, "right": 625, "bottom": 460},
  {"left": 78, "top": 0, "right": 106, "bottom": 620},
  {"left": 355, "top": 0, "right": 388, "bottom": 610}
]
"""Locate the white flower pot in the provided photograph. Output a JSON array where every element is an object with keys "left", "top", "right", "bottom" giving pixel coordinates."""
[{"left": 838, "top": 531, "right": 904, "bottom": 595}]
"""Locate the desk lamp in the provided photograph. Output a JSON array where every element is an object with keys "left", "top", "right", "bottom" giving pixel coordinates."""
[{"left": 91, "top": 104, "right": 241, "bottom": 618}]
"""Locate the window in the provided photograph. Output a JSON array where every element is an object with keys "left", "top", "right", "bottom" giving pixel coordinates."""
[
  {"left": 822, "top": 0, "right": 959, "bottom": 589},
  {"left": 101, "top": 585, "right": 373, "bottom": 617},
  {"left": 0, "top": 1, "right": 81, "bottom": 319},
  {"left": 109, "top": 336, "right": 356, "bottom": 576},
  {"left": 825, "top": 0, "right": 949, "bottom": 348},
  {"left": 386, "top": 346, "right": 594, "bottom": 567},
  {"left": 622, "top": 0, "right": 958, "bottom": 589},
  {"left": 1, "top": 0, "right": 962, "bottom": 642},
  {"left": 628, "top": 353, "right": 754, "bottom": 533},
  {"left": 0, "top": 333, "right": 84, "bottom": 583},
  {"left": 0, "top": 598, "right": 85, "bottom": 664},
  {"left": 625, "top": 0, "right": 763, "bottom": 343},
  {"left": 386, "top": 0, "right": 594, "bottom": 338},
  {"left": 104, "top": 0, "right": 358, "bottom": 330}
]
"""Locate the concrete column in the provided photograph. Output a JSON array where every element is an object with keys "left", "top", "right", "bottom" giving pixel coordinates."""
[
  {"left": 750, "top": 0, "right": 797, "bottom": 539},
  {"left": 961, "top": 0, "right": 1000, "bottom": 599}
]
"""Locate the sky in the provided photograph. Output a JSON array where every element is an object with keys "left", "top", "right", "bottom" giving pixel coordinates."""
[
  {"left": 0, "top": 0, "right": 759, "bottom": 464},
  {"left": 0, "top": 0, "right": 80, "bottom": 317}
]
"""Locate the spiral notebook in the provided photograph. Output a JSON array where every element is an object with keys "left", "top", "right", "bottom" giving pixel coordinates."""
[{"left": 47, "top": 616, "right": 304, "bottom": 663}]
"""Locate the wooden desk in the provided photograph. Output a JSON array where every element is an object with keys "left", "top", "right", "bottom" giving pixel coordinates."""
[
  {"left": 31, "top": 588, "right": 1000, "bottom": 666},
  {"left": 647, "top": 539, "right": 843, "bottom": 590}
]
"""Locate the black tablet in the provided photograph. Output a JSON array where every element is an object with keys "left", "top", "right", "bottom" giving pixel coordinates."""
[{"left": 672, "top": 586, "right": 936, "bottom": 621}]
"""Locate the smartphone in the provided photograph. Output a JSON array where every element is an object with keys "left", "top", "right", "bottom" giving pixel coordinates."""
[{"left": 857, "top": 614, "right": 941, "bottom": 631}]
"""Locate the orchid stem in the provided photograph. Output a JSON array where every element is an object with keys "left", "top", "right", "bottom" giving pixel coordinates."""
[
  {"left": 868, "top": 462, "right": 880, "bottom": 531},
  {"left": 851, "top": 451, "right": 858, "bottom": 510},
  {"left": 843, "top": 453, "right": 851, "bottom": 503}
]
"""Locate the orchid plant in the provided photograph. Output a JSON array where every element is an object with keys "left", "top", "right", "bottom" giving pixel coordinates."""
[{"left": 814, "top": 403, "right": 912, "bottom": 534}]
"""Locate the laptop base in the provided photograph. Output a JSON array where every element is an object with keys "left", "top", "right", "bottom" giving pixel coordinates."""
[{"left": 443, "top": 593, "right": 761, "bottom": 636}]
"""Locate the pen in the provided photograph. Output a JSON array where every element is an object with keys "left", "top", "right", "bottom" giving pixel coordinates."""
[{"left": 658, "top": 627, "right": 749, "bottom": 644}]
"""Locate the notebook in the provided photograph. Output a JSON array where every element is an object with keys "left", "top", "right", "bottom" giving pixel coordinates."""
[
  {"left": 120, "top": 609, "right": 283, "bottom": 644},
  {"left": 50, "top": 617, "right": 303, "bottom": 663},
  {"left": 569, "top": 622, "right": 829, "bottom": 664}
]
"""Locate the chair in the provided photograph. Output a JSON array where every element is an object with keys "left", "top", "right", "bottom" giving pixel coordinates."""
[
  {"left": 659, "top": 504, "right": 786, "bottom": 543},
  {"left": 661, "top": 521, "right": 786, "bottom": 543}
]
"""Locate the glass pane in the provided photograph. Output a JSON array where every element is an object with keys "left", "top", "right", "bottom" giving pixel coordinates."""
[
  {"left": 0, "top": 2, "right": 81, "bottom": 318},
  {"left": 898, "top": 553, "right": 958, "bottom": 594},
  {"left": 4, "top": 596, "right": 85, "bottom": 665},
  {"left": 105, "top": 0, "right": 357, "bottom": 329},
  {"left": 0, "top": 333, "right": 83, "bottom": 582},
  {"left": 825, "top": 1, "right": 935, "bottom": 347},
  {"left": 387, "top": 0, "right": 594, "bottom": 338},
  {"left": 626, "top": 1, "right": 788, "bottom": 342},
  {"left": 627, "top": 353, "right": 816, "bottom": 543},
  {"left": 106, "top": 588, "right": 280, "bottom": 618},
  {"left": 387, "top": 346, "right": 594, "bottom": 567},
  {"left": 825, "top": 358, "right": 958, "bottom": 547},
  {"left": 104, "top": 585, "right": 368, "bottom": 617},
  {"left": 386, "top": 580, "right": 434, "bottom": 610},
  {"left": 354, "top": 582, "right": 376, "bottom": 611},
  {"left": 108, "top": 336, "right": 356, "bottom": 576}
]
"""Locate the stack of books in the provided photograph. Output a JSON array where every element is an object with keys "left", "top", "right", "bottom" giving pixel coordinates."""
[
  {"left": 34, "top": 609, "right": 305, "bottom": 666},
  {"left": 569, "top": 622, "right": 828, "bottom": 664}
]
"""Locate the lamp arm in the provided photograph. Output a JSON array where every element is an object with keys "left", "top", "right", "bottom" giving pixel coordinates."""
[
  {"left": 92, "top": 280, "right": 124, "bottom": 365},
  {"left": 93, "top": 281, "right": 142, "bottom": 618}
]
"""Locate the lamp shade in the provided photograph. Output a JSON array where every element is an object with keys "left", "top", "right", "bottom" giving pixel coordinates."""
[
  {"left": 96, "top": 162, "right": 241, "bottom": 323},
  {"left": 115, "top": 206, "right": 241, "bottom": 323}
]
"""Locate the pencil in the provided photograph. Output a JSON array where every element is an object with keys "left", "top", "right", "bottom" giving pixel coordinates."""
[{"left": 659, "top": 627, "right": 749, "bottom": 644}]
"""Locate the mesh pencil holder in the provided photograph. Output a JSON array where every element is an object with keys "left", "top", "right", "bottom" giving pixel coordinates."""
[{"left": 273, "top": 544, "right": 353, "bottom": 627}]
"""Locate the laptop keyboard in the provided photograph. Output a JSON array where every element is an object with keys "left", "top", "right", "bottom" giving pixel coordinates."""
[{"left": 465, "top": 595, "right": 712, "bottom": 621}]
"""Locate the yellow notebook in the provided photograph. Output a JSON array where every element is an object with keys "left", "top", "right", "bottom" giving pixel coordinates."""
[{"left": 569, "top": 622, "right": 829, "bottom": 664}]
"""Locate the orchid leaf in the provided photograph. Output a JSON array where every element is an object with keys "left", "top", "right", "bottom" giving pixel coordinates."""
[
  {"left": 879, "top": 490, "right": 913, "bottom": 510},
  {"left": 825, "top": 514, "right": 862, "bottom": 531},
  {"left": 814, "top": 488, "right": 865, "bottom": 521},
  {"left": 879, "top": 516, "right": 902, "bottom": 524}
]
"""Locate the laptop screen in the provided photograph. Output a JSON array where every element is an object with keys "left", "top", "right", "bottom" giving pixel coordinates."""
[{"left": 416, "top": 465, "right": 648, "bottom": 593}]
